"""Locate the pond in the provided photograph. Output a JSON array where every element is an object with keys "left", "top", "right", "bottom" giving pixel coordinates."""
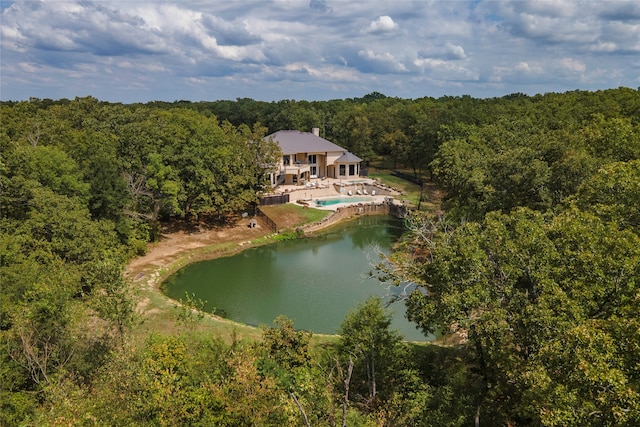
[{"left": 163, "top": 215, "right": 428, "bottom": 341}]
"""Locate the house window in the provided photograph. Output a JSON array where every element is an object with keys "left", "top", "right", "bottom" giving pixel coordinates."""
[
  {"left": 349, "top": 164, "right": 355, "bottom": 176},
  {"left": 339, "top": 164, "right": 346, "bottom": 176},
  {"left": 310, "top": 166, "right": 317, "bottom": 177},
  {"left": 308, "top": 154, "right": 317, "bottom": 164},
  {"left": 283, "top": 155, "right": 290, "bottom": 166}
]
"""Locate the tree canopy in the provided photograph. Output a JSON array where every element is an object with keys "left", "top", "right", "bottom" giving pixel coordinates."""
[{"left": 2, "top": 87, "right": 639, "bottom": 425}]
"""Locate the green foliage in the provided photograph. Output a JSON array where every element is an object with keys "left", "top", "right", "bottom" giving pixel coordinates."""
[
  {"left": 88, "top": 258, "right": 138, "bottom": 347},
  {"left": 524, "top": 319, "right": 640, "bottom": 426},
  {"left": 581, "top": 114, "right": 640, "bottom": 162},
  {"left": 338, "top": 297, "right": 403, "bottom": 407},
  {"left": 258, "top": 317, "right": 314, "bottom": 424},
  {"left": 2, "top": 88, "right": 640, "bottom": 425},
  {"left": 12, "top": 144, "right": 90, "bottom": 200},
  {"left": 399, "top": 208, "right": 640, "bottom": 424},
  {"left": 87, "top": 334, "right": 230, "bottom": 426},
  {"left": 0, "top": 390, "right": 36, "bottom": 427},
  {"left": 430, "top": 99, "right": 640, "bottom": 220},
  {"left": 270, "top": 228, "right": 304, "bottom": 241},
  {"left": 261, "top": 316, "right": 312, "bottom": 371},
  {"left": 571, "top": 159, "right": 640, "bottom": 232},
  {"left": 175, "top": 291, "right": 208, "bottom": 329},
  {"left": 332, "top": 104, "right": 376, "bottom": 162}
]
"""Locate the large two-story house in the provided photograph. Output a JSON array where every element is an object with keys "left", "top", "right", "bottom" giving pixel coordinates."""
[{"left": 266, "top": 128, "right": 362, "bottom": 187}]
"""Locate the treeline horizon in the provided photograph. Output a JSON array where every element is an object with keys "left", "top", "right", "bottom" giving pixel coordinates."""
[{"left": 1, "top": 86, "right": 639, "bottom": 425}]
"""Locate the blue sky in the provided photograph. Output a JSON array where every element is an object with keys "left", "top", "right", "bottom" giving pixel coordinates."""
[{"left": 1, "top": 0, "right": 639, "bottom": 102}]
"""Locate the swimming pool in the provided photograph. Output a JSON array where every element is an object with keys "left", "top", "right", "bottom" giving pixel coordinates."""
[{"left": 314, "top": 196, "right": 375, "bottom": 206}]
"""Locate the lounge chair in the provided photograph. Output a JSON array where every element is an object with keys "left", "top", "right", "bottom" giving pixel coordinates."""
[
  {"left": 371, "top": 190, "right": 376, "bottom": 196},
  {"left": 363, "top": 189, "right": 368, "bottom": 195},
  {"left": 348, "top": 190, "right": 353, "bottom": 196},
  {"left": 356, "top": 190, "right": 362, "bottom": 195}
]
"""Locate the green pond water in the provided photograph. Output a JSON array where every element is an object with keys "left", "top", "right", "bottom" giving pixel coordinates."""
[{"left": 163, "top": 216, "right": 428, "bottom": 341}]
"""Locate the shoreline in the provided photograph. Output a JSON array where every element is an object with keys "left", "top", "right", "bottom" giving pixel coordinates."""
[{"left": 125, "top": 207, "right": 402, "bottom": 341}]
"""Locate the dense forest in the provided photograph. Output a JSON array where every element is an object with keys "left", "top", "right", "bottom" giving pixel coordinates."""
[{"left": 1, "top": 87, "right": 639, "bottom": 425}]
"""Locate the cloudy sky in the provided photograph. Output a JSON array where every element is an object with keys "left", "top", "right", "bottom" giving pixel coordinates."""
[{"left": 1, "top": 0, "right": 639, "bottom": 103}]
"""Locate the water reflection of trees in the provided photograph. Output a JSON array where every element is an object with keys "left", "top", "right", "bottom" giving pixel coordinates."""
[
  {"left": 252, "top": 245, "right": 278, "bottom": 261},
  {"left": 348, "top": 217, "right": 405, "bottom": 250}
]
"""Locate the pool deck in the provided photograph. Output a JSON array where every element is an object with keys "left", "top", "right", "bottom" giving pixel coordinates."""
[{"left": 271, "top": 177, "right": 402, "bottom": 211}]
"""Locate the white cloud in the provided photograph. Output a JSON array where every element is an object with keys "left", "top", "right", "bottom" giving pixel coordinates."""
[
  {"left": 588, "top": 42, "right": 619, "bottom": 53},
  {"left": 18, "top": 62, "right": 39, "bottom": 73},
  {"left": 514, "top": 0, "right": 578, "bottom": 18},
  {"left": 0, "top": 0, "right": 638, "bottom": 102},
  {"left": 358, "top": 49, "right": 407, "bottom": 73},
  {"left": 494, "top": 0, "right": 640, "bottom": 54},
  {"left": 490, "top": 57, "right": 592, "bottom": 86},
  {"left": 283, "top": 62, "right": 358, "bottom": 82},
  {"left": 419, "top": 43, "right": 467, "bottom": 60},
  {"left": 444, "top": 43, "right": 466, "bottom": 60},
  {"left": 515, "top": 62, "right": 535, "bottom": 73},
  {"left": 490, "top": 61, "right": 542, "bottom": 83},
  {"left": 366, "top": 16, "right": 398, "bottom": 34},
  {"left": 560, "top": 58, "right": 586, "bottom": 73},
  {"left": 414, "top": 57, "right": 478, "bottom": 81}
]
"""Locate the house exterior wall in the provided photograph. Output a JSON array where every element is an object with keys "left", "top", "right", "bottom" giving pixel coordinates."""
[
  {"left": 325, "top": 151, "right": 344, "bottom": 178},
  {"left": 326, "top": 152, "right": 342, "bottom": 166},
  {"left": 267, "top": 131, "right": 360, "bottom": 186},
  {"left": 276, "top": 150, "right": 349, "bottom": 181},
  {"left": 316, "top": 155, "right": 326, "bottom": 178},
  {"left": 336, "top": 162, "right": 360, "bottom": 179},
  {"left": 327, "top": 164, "right": 335, "bottom": 179}
]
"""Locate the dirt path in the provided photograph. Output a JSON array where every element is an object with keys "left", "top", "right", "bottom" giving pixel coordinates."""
[
  {"left": 127, "top": 219, "right": 268, "bottom": 275},
  {"left": 125, "top": 217, "right": 272, "bottom": 313},
  {"left": 120, "top": 217, "right": 275, "bottom": 343}
]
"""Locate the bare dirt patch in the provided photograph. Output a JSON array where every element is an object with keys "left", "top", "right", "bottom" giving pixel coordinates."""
[{"left": 126, "top": 216, "right": 272, "bottom": 286}]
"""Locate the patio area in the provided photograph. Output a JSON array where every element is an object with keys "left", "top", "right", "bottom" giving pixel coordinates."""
[{"left": 270, "top": 177, "right": 401, "bottom": 211}]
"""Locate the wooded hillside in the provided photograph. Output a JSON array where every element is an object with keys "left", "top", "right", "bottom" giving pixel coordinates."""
[{"left": 1, "top": 88, "right": 639, "bottom": 425}]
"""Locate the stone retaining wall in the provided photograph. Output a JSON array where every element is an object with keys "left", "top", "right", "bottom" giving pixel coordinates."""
[{"left": 301, "top": 201, "right": 408, "bottom": 234}]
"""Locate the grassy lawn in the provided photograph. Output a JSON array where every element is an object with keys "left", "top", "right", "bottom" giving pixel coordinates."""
[
  {"left": 259, "top": 203, "right": 331, "bottom": 230},
  {"left": 369, "top": 170, "right": 424, "bottom": 206},
  {"left": 368, "top": 165, "right": 442, "bottom": 213}
]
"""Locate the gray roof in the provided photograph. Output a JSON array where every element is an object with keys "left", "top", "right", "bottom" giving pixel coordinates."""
[
  {"left": 266, "top": 130, "right": 347, "bottom": 154},
  {"left": 335, "top": 152, "right": 362, "bottom": 163}
]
